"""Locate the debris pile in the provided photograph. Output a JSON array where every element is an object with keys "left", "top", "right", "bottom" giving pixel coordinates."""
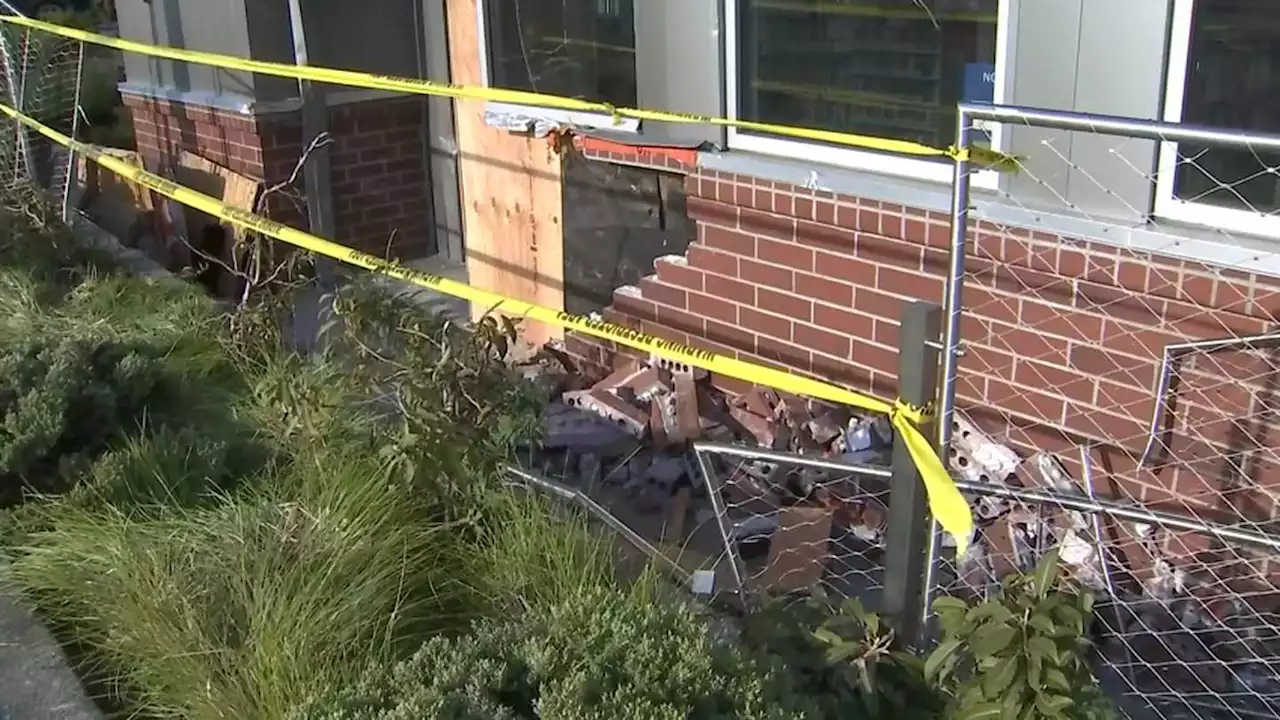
[
  {"left": 518, "top": 349, "right": 896, "bottom": 593},
  {"left": 948, "top": 415, "right": 1280, "bottom": 709}
]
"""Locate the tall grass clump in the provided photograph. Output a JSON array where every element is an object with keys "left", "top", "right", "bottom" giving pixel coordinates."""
[{"left": 6, "top": 438, "right": 476, "bottom": 720}]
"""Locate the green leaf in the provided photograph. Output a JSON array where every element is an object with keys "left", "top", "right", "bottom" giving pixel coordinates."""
[
  {"left": 925, "top": 638, "right": 963, "bottom": 681},
  {"left": 1001, "top": 692, "right": 1025, "bottom": 720},
  {"left": 971, "top": 623, "right": 1018, "bottom": 659},
  {"left": 933, "top": 596, "right": 970, "bottom": 613},
  {"left": 1054, "top": 604, "right": 1085, "bottom": 634},
  {"left": 1032, "top": 548, "right": 1061, "bottom": 598},
  {"left": 1028, "top": 613, "right": 1057, "bottom": 636},
  {"left": 1081, "top": 591, "right": 1095, "bottom": 616},
  {"left": 957, "top": 701, "right": 1005, "bottom": 719},
  {"left": 1035, "top": 692, "right": 1074, "bottom": 716},
  {"left": 982, "top": 656, "right": 1021, "bottom": 698},
  {"left": 1043, "top": 669, "right": 1071, "bottom": 692},
  {"left": 1027, "top": 636, "right": 1059, "bottom": 665},
  {"left": 1024, "top": 640, "right": 1044, "bottom": 686},
  {"left": 968, "top": 600, "right": 1015, "bottom": 626}
]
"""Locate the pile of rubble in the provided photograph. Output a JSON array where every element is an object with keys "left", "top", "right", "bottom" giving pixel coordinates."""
[{"left": 519, "top": 350, "right": 896, "bottom": 591}]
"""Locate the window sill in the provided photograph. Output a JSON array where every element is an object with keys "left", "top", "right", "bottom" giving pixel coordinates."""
[
  {"left": 481, "top": 101, "right": 640, "bottom": 135},
  {"left": 698, "top": 148, "right": 1280, "bottom": 280}
]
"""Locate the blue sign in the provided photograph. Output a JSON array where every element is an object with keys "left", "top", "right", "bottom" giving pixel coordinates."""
[{"left": 963, "top": 62, "right": 996, "bottom": 103}]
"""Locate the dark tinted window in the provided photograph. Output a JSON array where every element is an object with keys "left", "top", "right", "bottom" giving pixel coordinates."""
[
  {"left": 485, "top": 0, "right": 637, "bottom": 107},
  {"left": 736, "top": 0, "right": 999, "bottom": 153},
  {"left": 1175, "top": 0, "right": 1280, "bottom": 213}
]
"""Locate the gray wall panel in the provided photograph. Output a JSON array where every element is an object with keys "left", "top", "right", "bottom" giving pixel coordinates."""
[
  {"left": 634, "top": 0, "right": 723, "bottom": 146},
  {"left": 1065, "top": 0, "right": 1170, "bottom": 221},
  {"left": 1001, "top": 0, "right": 1082, "bottom": 208}
]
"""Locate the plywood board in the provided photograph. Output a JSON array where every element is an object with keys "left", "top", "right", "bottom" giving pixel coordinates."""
[{"left": 446, "top": 0, "right": 564, "bottom": 348}]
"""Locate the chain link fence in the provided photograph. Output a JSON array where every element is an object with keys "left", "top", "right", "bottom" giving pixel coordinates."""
[
  {"left": 0, "top": 2, "right": 83, "bottom": 216},
  {"left": 935, "top": 104, "right": 1280, "bottom": 720}
]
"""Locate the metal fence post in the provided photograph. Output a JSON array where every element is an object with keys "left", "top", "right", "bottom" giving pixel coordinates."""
[{"left": 882, "top": 299, "right": 941, "bottom": 645}]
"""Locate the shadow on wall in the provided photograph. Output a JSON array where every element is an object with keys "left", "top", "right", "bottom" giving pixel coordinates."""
[{"left": 560, "top": 148, "right": 695, "bottom": 316}]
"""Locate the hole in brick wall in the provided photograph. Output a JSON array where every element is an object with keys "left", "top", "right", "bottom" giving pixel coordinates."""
[{"left": 561, "top": 148, "right": 695, "bottom": 315}]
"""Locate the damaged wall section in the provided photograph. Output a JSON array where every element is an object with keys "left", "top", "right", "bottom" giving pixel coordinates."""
[{"left": 561, "top": 146, "right": 695, "bottom": 316}]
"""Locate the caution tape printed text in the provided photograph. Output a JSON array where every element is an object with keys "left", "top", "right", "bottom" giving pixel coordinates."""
[{"left": 0, "top": 98, "right": 974, "bottom": 554}]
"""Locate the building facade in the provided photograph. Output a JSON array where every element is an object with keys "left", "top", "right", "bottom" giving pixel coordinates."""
[{"left": 114, "top": 0, "right": 1280, "bottom": 534}]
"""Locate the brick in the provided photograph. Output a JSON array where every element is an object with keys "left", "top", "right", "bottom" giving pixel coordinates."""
[
  {"left": 758, "top": 288, "right": 812, "bottom": 321},
  {"left": 816, "top": 250, "right": 877, "bottom": 287},
  {"left": 753, "top": 337, "right": 812, "bottom": 370},
  {"left": 986, "top": 321, "right": 1070, "bottom": 365},
  {"left": 687, "top": 292, "right": 738, "bottom": 324},
  {"left": 705, "top": 320, "right": 755, "bottom": 354},
  {"left": 876, "top": 266, "right": 944, "bottom": 299},
  {"left": 640, "top": 278, "right": 687, "bottom": 310},
  {"left": 855, "top": 233, "right": 923, "bottom": 272},
  {"left": 1018, "top": 298, "right": 1102, "bottom": 343},
  {"left": 688, "top": 244, "right": 738, "bottom": 276},
  {"left": 656, "top": 258, "right": 704, "bottom": 291},
  {"left": 740, "top": 307, "right": 792, "bottom": 342},
  {"left": 740, "top": 207, "right": 796, "bottom": 240},
  {"left": 795, "top": 323, "right": 851, "bottom": 360},
  {"left": 985, "top": 379, "right": 1066, "bottom": 426},
  {"left": 739, "top": 258, "right": 794, "bottom": 291},
  {"left": 704, "top": 273, "right": 755, "bottom": 305},
  {"left": 654, "top": 305, "right": 705, "bottom": 336},
  {"left": 795, "top": 220, "right": 854, "bottom": 254},
  {"left": 1076, "top": 281, "right": 1163, "bottom": 326},
  {"left": 687, "top": 196, "right": 739, "bottom": 227},
  {"left": 966, "top": 286, "right": 1021, "bottom": 327},
  {"left": 964, "top": 344, "right": 1016, "bottom": 383},
  {"left": 797, "top": 272, "right": 853, "bottom": 307},
  {"left": 813, "top": 305, "right": 874, "bottom": 339},
  {"left": 701, "top": 224, "right": 754, "bottom": 257},
  {"left": 1014, "top": 359, "right": 1094, "bottom": 405},
  {"left": 757, "top": 237, "right": 814, "bottom": 271},
  {"left": 852, "top": 287, "right": 900, "bottom": 321}
]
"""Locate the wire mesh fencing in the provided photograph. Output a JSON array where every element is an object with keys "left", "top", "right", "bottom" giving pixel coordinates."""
[
  {"left": 935, "top": 104, "right": 1280, "bottom": 720},
  {"left": 0, "top": 2, "right": 83, "bottom": 216}
]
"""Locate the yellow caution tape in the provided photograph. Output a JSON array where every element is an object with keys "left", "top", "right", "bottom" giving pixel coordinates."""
[
  {"left": 0, "top": 15, "right": 1017, "bottom": 173},
  {"left": 0, "top": 100, "right": 974, "bottom": 555}
]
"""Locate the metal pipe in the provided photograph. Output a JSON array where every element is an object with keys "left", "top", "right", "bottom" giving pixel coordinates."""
[
  {"left": 1139, "top": 330, "right": 1280, "bottom": 465},
  {"left": 952, "top": 477, "right": 1280, "bottom": 553},
  {"left": 504, "top": 465, "right": 692, "bottom": 583},
  {"left": 693, "top": 447, "right": 748, "bottom": 594},
  {"left": 962, "top": 102, "right": 1280, "bottom": 153},
  {"left": 922, "top": 106, "right": 975, "bottom": 626},
  {"left": 285, "top": 0, "right": 337, "bottom": 290},
  {"left": 691, "top": 441, "right": 892, "bottom": 477},
  {"left": 60, "top": 37, "right": 83, "bottom": 221}
]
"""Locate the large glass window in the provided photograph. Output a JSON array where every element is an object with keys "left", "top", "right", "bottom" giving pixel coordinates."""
[
  {"left": 1170, "top": 0, "right": 1280, "bottom": 215},
  {"left": 484, "top": 0, "right": 638, "bottom": 108},
  {"left": 734, "top": 0, "right": 1000, "bottom": 155}
]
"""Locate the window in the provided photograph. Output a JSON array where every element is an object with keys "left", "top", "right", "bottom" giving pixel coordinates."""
[
  {"left": 482, "top": 0, "right": 638, "bottom": 108},
  {"left": 1158, "top": 0, "right": 1280, "bottom": 237},
  {"left": 726, "top": 0, "right": 1009, "bottom": 184}
]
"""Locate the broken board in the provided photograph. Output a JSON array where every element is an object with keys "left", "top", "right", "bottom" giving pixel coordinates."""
[
  {"left": 758, "top": 505, "right": 835, "bottom": 593},
  {"left": 172, "top": 151, "right": 261, "bottom": 299},
  {"left": 446, "top": 0, "right": 564, "bottom": 347}
]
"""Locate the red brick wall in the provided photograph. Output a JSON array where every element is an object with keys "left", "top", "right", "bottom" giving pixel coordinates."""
[
  {"left": 566, "top": 157, "right": 1280, "bottom": 538},
  {"left": 123, "top": 93, "right": 430, "bottom": 258}
]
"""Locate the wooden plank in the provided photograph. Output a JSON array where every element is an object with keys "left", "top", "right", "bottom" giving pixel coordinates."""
[{"left": 446, "top": 0, "right": 565, "bottom": 347}]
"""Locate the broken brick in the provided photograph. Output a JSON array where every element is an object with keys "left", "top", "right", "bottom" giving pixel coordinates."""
[
  {"left": 673, "top": 372, "right": 702, "bottom": 443},
  {"left": 563, "top": 388, "right": 649, "bottom": 438}
]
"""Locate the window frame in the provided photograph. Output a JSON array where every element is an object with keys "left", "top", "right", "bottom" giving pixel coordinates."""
[
  {"left": 474, "top": 0, "right": 641, "bottom": 133},
  {"left": 1155, "top": 0, "right": 1280, "bottom": 239},
  {"left": 722, "top": 0, "right": 1012, "bottom": 190}
]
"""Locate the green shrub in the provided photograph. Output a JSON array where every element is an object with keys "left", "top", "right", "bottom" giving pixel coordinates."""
[{"left": 295, "top": 585, "right": 828, "bottom": 720}]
